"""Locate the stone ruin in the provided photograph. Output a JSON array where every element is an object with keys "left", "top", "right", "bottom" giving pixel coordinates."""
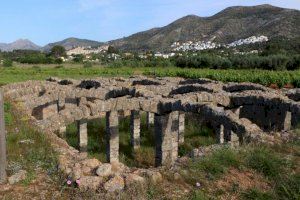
[{"left": 2, "top": 76, "right": 300, "bottom": 191}]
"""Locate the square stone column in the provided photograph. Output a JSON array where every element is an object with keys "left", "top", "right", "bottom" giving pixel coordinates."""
[
  {"left": 146, "top": 112, "right": 154, "bottom": 128},
  {"left": 216, "top": 124, "right": 225, "bottom": 144},
  {"left": 155, "top": 112, "right": 179, "bottom": 167},
  {"left": 130, "top": 110, "right": 141, "bottom": 149},
  {"left": 178, "top": 112, "right": 185, "bottom": 144},
  {"left": 230, "top": 131, "right": 240, "bottom": 147},
  {"left": 77, "top": 119, "right": 88, "bottom": 152},
  {"left": 58, "top": 97, "right": 65, "bottom": 112},
  {"left": 284, "top": 111, "right": 292, "bottom": 131},
  {"left": 106, "top": 111, "right": 119, "bottom": 163}
]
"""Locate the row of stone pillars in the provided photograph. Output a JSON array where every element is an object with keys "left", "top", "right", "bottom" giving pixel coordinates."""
[
  {"left": 65, "top": 111, "right": 186, "bottom": 167},
  {"left": 215, "top": 125, "right": 240, "bottom": 147}
]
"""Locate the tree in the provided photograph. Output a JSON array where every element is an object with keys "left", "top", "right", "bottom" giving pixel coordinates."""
[
  {"left": 50, "top": 45, "right": 66, "bottom": 58},
  {"left": 2, "top": 59, "right": 13, "bottom": 67},
  {"left": 107, "top": 46, "right": 119, "bottom": 54}
]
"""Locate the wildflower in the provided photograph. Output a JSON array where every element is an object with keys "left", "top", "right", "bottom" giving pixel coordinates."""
[
  {"left": 196, "top": 182, "right": 201, "bottom": 188},
  {"left": 67, "top": 180, "right": 72, "bottom": 185}
]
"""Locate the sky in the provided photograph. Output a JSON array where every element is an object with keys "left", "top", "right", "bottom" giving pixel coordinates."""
[{"left": 0, "top": 0, "right": 299, "bottom": 46}]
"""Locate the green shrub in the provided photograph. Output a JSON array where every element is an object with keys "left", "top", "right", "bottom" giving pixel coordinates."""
[
  {"left": 241, "top": 188, "right": 274, "bottom": 200},
  {"left": 83, "top": 62, "right": 93, "bottom": 68},
  {"left": 3, "top": 59, "right": 13, "bottom": 67},
  {"left": 188, "top": 190, "right": 209, "bottom": 200},
  {"left": 275, "top": 174, "right": 300, "bottom": 200},
  {"left": 245, "top": 146, "right": 286, "bottom": 178},
  {"left": 190, "top": 148, "right": 240, "bottom": 179},
  {"left": 134, "top": 147, "right": 155, "bottom": 168}
]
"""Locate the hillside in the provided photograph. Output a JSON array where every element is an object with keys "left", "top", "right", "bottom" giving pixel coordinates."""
[
  {"left": 0, "top": 39, "right": 41, "bottom": 52},
  {"left": 42, "top": 37, "right": 103, "bottom": 51},
  {"left": 109, "top": 4, "right": 300, "bottom": 51}
]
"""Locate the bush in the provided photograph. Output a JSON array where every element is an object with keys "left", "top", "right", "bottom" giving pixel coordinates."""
[
  {"left": 55, "top": 65, "right": 64, "bottom": 69},
  {"left": 190, "top": 148, "right": 240, "bottom": 179},
  {"left": 275, "top": 174, "right": 300, "bottom": 200},
  {"left": 245, "top": 146, "right": 286, "bottom": 178},
  {"left": 83, "top": 62, "right": 93, "bottom": 68},
  {"left": 241, "top": 188, "right": 274, "bottom": 200},
  {"left": 3, "top": 59, "right": 13, "bottom": 67}
]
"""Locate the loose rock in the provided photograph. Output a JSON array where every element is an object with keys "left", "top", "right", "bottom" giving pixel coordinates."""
[
  {"left": 104, "top": 175, "right": 125, "bottom": 192},
  {"left": 8, "top": 170, "right": 27, "bottom": 185},
  {"left": 96, "top": 164, "right": 112, "bottom": 177}
]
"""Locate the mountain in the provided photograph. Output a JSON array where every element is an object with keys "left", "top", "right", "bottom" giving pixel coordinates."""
[
  {"left": 42, "top": 37, "right": 103, "bottom": 51},
  {"left": 108, "top": 4, "right": 300, "bottom": 51},
  {"left": 0, "top": 39, "right": 41, "bottom": 52}
]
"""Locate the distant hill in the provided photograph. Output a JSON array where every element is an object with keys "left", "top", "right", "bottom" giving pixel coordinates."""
[
  {"left": 0, "top": 39, "right": 41, "bottom": 52},
  {"left": 42, "top": 37, "right": 103, "bottom": 51},
  {"left": 108, "top": 4, "right": 300, "bottom": 51}
]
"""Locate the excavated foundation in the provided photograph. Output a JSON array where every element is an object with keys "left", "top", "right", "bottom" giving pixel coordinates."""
[{"left": 3, "top": 76, "right": 300, "bottom": 191}]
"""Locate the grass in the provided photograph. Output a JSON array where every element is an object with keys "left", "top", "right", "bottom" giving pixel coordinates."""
[
  {"left": 182, "top": 140, "right": 300, "bottom": 199},
  {"left": 1, "top": 64, "right": 300, "bottom": 87},
  {"left": 241, "top": 188, "right": 274, "bottom": 200},
  {"left": 186, "top": 148, "right": 241, "bottom": 182},
  {"left": 4, "top": 100, "right": 58, "bottom": 185}
]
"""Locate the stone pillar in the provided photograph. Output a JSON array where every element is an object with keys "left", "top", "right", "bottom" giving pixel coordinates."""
[
  {"left": 216, "top": 124, "right": 225, "bottom": 144},
  {"left": 77, "top": 119, "right": 88, "bottom": 152},
  {"left": 106, "top": 111, "right": 119, "bottom": 163},
  {"left": 57, "top": 97, "right": 65, "bottom": 112},
  {"left": 130, "top": 110, "right": 141, "bottom": 149},
  {"left": 284, "top": 111, "right": 292, "bottom": 131},
  {"left": 178, "top": 112, "right": 185, "bottom": 144},
  {"left": 155, "top": 112, "right": 179, "bottom": 167},
  {"left": 230, "top": 131, "right": 240, "bottom": 147},
  {"left": 146, "top": 112, "right": 154, "bottom": 128}
]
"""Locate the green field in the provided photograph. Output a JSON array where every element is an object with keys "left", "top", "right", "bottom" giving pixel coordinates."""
[{"left": 1, "top": 64, "right": 300, "bottom": 87}]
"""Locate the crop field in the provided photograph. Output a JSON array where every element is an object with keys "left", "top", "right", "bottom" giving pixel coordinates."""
[{"left": 1, "top": 64, "right": 300, "bottom": 88}]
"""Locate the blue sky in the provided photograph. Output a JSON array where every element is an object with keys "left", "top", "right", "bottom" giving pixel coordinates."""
[{"left": 1, "top": 0, "right": 299, "bottom": 46}]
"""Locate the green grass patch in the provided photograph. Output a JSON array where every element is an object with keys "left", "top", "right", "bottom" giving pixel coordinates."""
[
  {"left": 189, "top": 148, "right": 241, "bottom": 180},
  {"left": 1, "top": 65, "right": 300, "bottom": 88},
  {"left": 241, "top": 188, "right": 274, "bottom": 200},
  {"left": 5, "top": 101, "right": 58, "bottom": 184},
  {"left": 244, "top": 146, "right": 287, "bottom": 178}
]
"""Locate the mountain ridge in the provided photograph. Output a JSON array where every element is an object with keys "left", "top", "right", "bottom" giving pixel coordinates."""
[
  {"left": 0, "top": 39, "right": 41, "bottom": 52},
  {"left": 108, "top": 4, "right": 300, "bottom": 51},
  {"left": 1, "top": 4, "right": 299, "bottom": 52}
]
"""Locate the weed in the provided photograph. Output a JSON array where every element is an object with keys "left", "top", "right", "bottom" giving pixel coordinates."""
[
  {"left": 245, "top": 146, "right": 286, "bottom": 178},
  {"left": 188, "top": 190, "right": 209, "bottom": 200},
  {"left": 241, "top": 188, "right": 274, "bottom": 200},
  {"left": 190, "top": 148, "right": 240, "bottom": 179}
]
